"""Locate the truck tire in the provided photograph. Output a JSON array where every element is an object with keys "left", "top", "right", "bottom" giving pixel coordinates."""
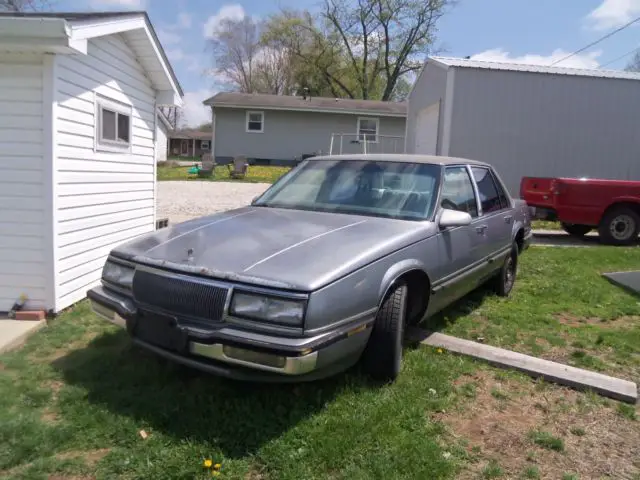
[
  {"left": 561, "top": 223, "right": 592, "bottom": 237},
  {"left": 598, "top": 206, "right": 640, "bottom": 246},
  {"left": 492, "top": 242, "right": 518, "bottom": 297},
  {"left": 361, "top": 283, "right": 407, "bottom": 382}
]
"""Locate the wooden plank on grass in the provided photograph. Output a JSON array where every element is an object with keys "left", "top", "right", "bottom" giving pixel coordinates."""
[{"left": 412, "top": 330, "right": 638, "bottom": 404}]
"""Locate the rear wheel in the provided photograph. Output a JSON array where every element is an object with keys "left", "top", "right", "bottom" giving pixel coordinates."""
[
  {"left": 492, "top": 242, "right": 518, "bottom": 297},
  {"left": 361, "top": 283, "right": 407, "bottom": 382},
  {"left": 598, "top": 206, "right": 640, "bottom": 246},
  {"left": 561, "top": 223, "right": 592, "bottom": 237}
]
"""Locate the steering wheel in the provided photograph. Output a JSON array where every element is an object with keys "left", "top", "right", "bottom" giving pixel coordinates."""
[{"left": 441, "top": 199, "right": 458, "bottom": 210}]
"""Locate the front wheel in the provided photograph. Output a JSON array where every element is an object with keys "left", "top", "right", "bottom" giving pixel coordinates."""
[
  {"left": 361, "top": 283, "right": 407, "bottom": 382},
  {"left": 561, "top": 223, "right": 592, "bottom": 237},
  {"left": 598, "top": 206, "right": 640, "bottom": 246},
  {"left": 492, "top": 242, "right": 518, "bottom": 297}
]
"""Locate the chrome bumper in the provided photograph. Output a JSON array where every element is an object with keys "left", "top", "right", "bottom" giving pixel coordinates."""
[
  {"left": 88, "top": 286, "right": 334, "bottom": 377},
  {"left": 190, "top": 343, "right": 318, "bottom": 375}
]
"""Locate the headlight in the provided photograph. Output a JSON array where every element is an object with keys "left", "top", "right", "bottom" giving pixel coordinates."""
[
  {"left": 102, "top": 260, "right": 134, "bottom": 289},
  {"left": 230, "top": 292, "right": 305, "bottom": 326}
]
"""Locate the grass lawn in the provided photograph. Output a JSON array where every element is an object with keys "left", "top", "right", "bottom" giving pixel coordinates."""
[
  {"left": 157, "top": 164, "right": 290, "bottom": 184},
  {"left": 1, "top": 247, "right": 639, "bottom": 479},
  {"left": 531, "top": 220, "right": 562, "bottom": 231}
]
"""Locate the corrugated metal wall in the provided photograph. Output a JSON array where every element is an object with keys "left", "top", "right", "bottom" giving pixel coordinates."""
[
  {"left": 405, "top": 62, "right": 448, "bottom": 155},
  {"left": 448, "top": 68, "right": 640, "bottom": 196}
]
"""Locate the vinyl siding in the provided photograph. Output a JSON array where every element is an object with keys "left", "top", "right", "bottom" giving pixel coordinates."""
[
  {"left": 213, "top": 108, "right": 406, "bottom": 161},
  {"left": 156, "top": 117, "right": 168, "bottom": 161},
  {"left": 54, "top": 35, "right": 156, "bottom": 311},
  {"left": 447, "top": 68, "right": 640, "bottom": 196},
  {"left": 0, "top": 54, "right": 47, "bottom": 311},
  {"left": 405, "top": 61, "right": 448, "bottom": 155}
]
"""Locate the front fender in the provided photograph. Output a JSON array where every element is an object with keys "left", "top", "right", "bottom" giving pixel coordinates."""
[{"left": 377, "top": 258, "right": 428, "bottom": 305}]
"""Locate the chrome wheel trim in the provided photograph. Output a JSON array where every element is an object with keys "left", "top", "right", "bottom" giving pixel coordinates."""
[{"left": 609, "top": 214, "right": 635, "bottom": 241}]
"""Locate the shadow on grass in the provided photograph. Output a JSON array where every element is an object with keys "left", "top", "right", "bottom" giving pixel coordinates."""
[
  {"left": 406, "top": 285, "right": 495, "bottom": 346},
  {"left": 52, "top": 330, "right": 372, "bottom": 459}
]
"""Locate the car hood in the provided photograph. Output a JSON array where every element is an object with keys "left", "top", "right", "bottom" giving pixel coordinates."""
[{"left": 112, "top": 207, "right": 437, "bottom": 291}]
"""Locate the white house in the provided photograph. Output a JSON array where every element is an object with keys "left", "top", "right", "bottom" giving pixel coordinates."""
[
  {"left": 405, "top": 56, "right": 640, "bottom": 195},
  {"left": 0, "top": 12, "right": 183, "bottom": 314}
]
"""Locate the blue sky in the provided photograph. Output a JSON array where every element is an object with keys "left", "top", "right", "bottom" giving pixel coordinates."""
[{"left": 60, "top": 0, "right": 640, "bottom": 126}]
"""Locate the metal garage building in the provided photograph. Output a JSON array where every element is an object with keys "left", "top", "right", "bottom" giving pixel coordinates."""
[{"left": 405, "top": 56, "right": 640, "bottom": 195}]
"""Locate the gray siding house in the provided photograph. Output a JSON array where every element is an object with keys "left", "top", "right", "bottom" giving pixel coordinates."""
[
  {"left": 204, "top": 92, "right": 406, "bottom": 165},
  {"left": 406, "top": 56, "right": 640, "bottom": 195}
]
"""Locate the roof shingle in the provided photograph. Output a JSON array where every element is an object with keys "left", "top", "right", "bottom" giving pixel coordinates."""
[{"left": 204, "top": 92, "right": 406, "bottom": 117}]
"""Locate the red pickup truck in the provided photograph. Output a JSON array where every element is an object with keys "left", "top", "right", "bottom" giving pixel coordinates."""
[{"left": 520, "top": 177, "right": 640, "bottom": 245}]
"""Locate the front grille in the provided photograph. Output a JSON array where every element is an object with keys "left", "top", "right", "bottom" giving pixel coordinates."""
[{"left": 132, "top": 268, "right": 228, "bottom": 322}]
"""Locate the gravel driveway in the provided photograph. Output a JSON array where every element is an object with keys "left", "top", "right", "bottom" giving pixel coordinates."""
[{"left": 157, "top": 181, "right": 270, "bottom": 225}]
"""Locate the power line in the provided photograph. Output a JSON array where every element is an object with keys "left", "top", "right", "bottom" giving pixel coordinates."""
[
  {"left": 599, "top": 46, "right": 640, "bottom": 68},
  {"left": 550, "top": 14, "right": 640, "bottom": 66}
]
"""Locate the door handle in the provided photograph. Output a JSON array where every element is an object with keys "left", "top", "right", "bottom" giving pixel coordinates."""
[
  {"left": 504, "top": 215, "right": 513, "bottom": 224},
  {"left": 475, "top": 225, "right": 488, "bottom": 234}
]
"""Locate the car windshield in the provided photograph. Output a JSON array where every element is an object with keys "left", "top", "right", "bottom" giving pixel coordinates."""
[{"left": 254, "top": 159, "right": 442, "bottom": 221}]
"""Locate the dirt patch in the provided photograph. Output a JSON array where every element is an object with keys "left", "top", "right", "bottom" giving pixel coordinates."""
[
  {"left": 41, "top": 408, "right": 59, "bottom": 424},
  {"left": 554, "top": 314, "right": 639, "bottom": 329},
  {"left": 438, "top": 369, "right": 640, "bottom": 479},
  {"left": 56, "top": 448, "right": 110, "bottom": 467}
]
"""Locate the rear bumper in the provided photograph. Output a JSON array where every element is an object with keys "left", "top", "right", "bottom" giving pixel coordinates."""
[{"left": 88, "top": 285, "right": 372, "bottom": 382}]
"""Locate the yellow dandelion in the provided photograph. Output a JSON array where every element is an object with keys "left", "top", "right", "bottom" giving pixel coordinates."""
[
  {"left": 203, "top": 459, "right": 213, "bottom": 468},
  {"left": 212, "top": 471, "right": 221, "bottom": 477},
  {"left": 214, "top": 463, "right": 222, "bottom": 470},
  {"left": 437, "top": 348, "right": 443, "bottom": 354}
]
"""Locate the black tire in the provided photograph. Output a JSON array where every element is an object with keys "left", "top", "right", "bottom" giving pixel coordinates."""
[
  {"left": 598, "top": 206, "right": 640, "bottom": 246},
  {"left": 492, "top": 242, "right": 518, "bottom": 297},
  {"left": 561, "top": 223, "right": 592, "bottom": 237},
  {"left": 361, "top": 283, "right": 407, "bottom": 382}
]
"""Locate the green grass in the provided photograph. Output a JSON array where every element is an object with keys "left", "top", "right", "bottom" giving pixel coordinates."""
[
  {"left": 1, "top": 248, "right": 639, "bottom": 478},
  {"left": 531, "top": 220, "right": 562, "bottom": 231},
  {"left": 616, "top": 403, "right": 637, "bottom": 421},
  {"left": 429, "top": 246, "right": 640, "bottom": 380},
  {"left": 157, "top": 164, "right": 290, "bottom": 183},
  {"left": 569, "top": 426, "right": 586, "bottom": 436},
  {"left": 522, "top": 466, "right": 540, "bottom": 479},
  {"left": 528, "top": 430, "right": 565, "bottom": 452}
]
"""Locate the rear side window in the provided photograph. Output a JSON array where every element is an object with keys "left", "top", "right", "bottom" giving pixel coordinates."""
[
  {"left": 471, "top": 167, "right": 508, "bottom": 213},
  {"left": 441, "top": 166, "right": 478, "bottom": 218}
]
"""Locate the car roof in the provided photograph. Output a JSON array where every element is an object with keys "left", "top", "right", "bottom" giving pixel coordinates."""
[{"left": 309, "top": 153, "right": 490, "bottom": 167}]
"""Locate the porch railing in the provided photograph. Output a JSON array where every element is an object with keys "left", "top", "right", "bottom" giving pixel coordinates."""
[{"left": 329, "top": 133, "right": 405, "bottom": 156}]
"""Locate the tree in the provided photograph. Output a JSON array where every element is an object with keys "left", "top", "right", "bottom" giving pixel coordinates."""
[
  {"left": 625, "top": 51, "right": 640, "bottom": 72},
  {"left": 262, "top": 0, "right": 452, "bottom": 101},
  {"left": 0, "top": 0, "right": 49, "bottom": 11},
  {"left": 209, "top": 16, "right": 262, "bottom": 93}
]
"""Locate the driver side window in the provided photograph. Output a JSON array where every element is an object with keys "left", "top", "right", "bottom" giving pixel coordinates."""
[{"left": 441, "top": 166, "right": 478, "bottom": 218}]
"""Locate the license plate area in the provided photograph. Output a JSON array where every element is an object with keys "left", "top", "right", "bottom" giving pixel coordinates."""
[{"left": 133, "top": 311, "right": 189, "bottom": 352}]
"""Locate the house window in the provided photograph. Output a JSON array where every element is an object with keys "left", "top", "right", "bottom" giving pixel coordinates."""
[
  {"left": 246, "top": 111, "right": 264, "bottom": 133},
  {"left": 358, "top": 117, "right": 379, "bottom": 142},
  {"left": 201, "top": 140, "right": 210, "bottom": 150},
  {"left": 96, "top": 95, "right": 132, "bottom": 151}
]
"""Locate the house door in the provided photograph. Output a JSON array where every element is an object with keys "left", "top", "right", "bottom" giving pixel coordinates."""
[
  {"left": 414, "top": 102, "right": 440, "bottom": 155},
  {"left": 181, "top": 140, "right": 188, "bottom": 155}
]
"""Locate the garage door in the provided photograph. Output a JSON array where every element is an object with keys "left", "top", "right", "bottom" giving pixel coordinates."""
[{"left": 414, "top": 102, "right": 440, "bottom": 155}]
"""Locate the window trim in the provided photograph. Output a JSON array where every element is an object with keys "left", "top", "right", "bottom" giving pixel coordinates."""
[
  {"left": 357, "top": 117, "right": 379, "bottom": 143},
  {"left": 469, "top": 165, "right": 509, "bottom": 216},
  {"left": 95, "top": 94, "right": 133, "bottom": 153},
  {"left": 246, "top": 110, "right": 264, "bottom": 133},
  {"left": 440, "top": 165, "right": 479, "bottom": 219}
]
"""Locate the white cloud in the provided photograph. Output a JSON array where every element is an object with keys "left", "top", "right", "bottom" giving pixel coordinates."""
[
  {"left": 177, "top": 12, "right": 192, "bottom": 29},
  {"left": 157, "top": 28, "right": 181, "bottom": 46},
  {"left": 204, "top": 4, "right": 246, "bottom": 38},
  {"left": 471, "top": 48, "right": 602, "bottom": 69},
  {"left": 180, "top": 89, "right": 216, "bottom": 127},
  {"left": 166, "top": 48, "right": 185, "bottom": 61},
  {"left": 89, "top": 0, "right": 146, "bottom": 9},
  {"left": 586, "top": 0, "right": 640, "bottom": 30}
]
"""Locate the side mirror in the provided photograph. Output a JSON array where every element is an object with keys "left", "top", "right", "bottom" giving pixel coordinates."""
[{"left": 439, "top": 208, "right": 472, "bottom": 228}]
